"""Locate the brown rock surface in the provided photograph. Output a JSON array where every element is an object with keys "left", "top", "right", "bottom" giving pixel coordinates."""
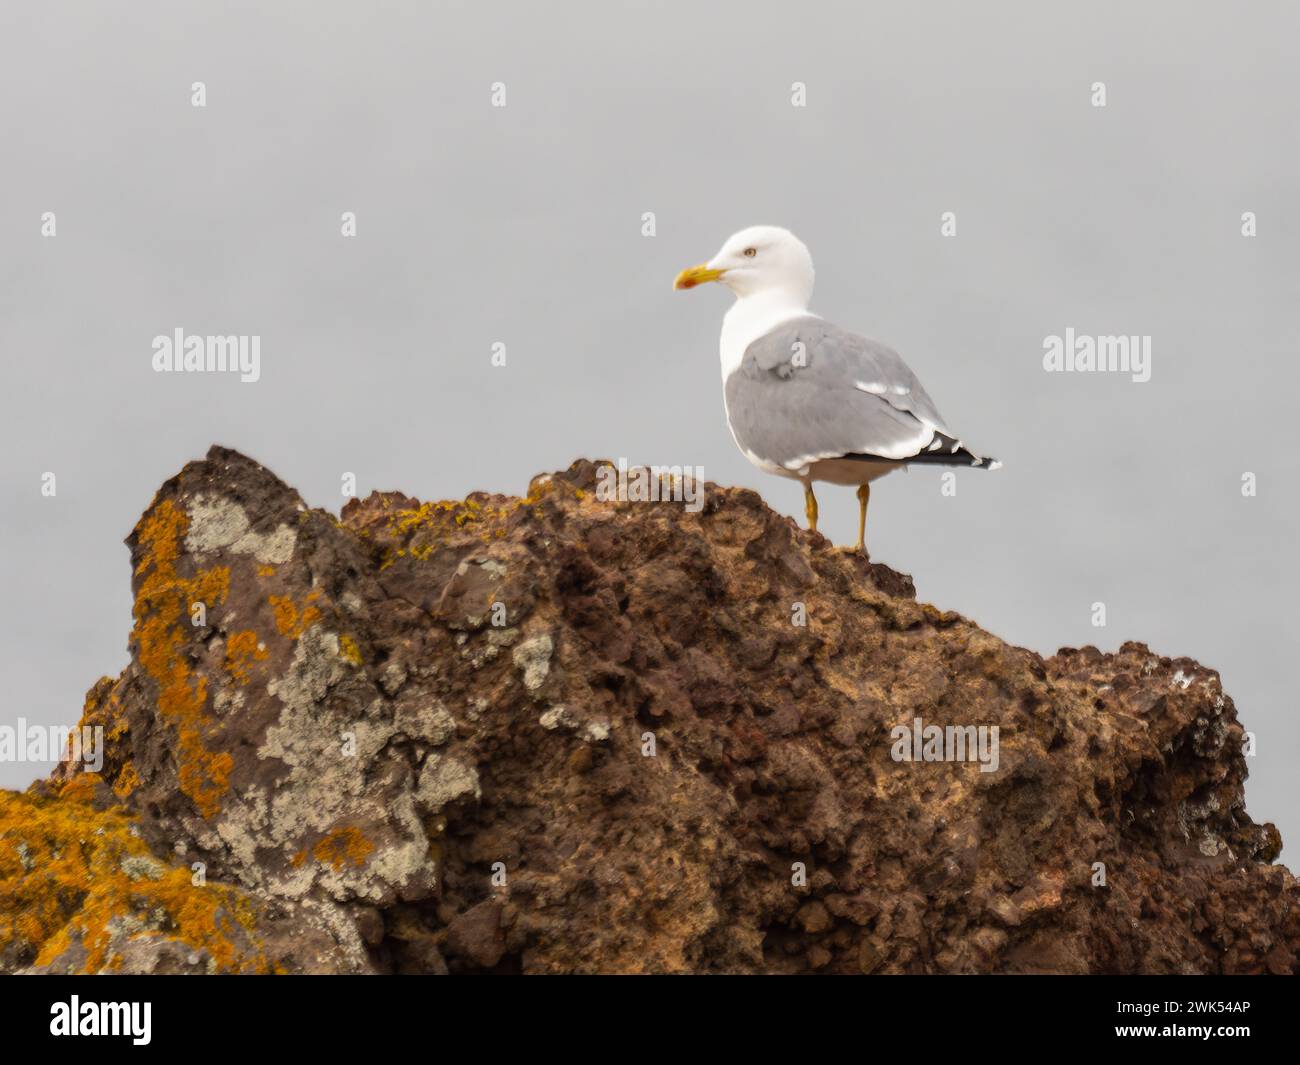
[{"left": 1, "top": 446, "right": 1295, "bottom": 973}]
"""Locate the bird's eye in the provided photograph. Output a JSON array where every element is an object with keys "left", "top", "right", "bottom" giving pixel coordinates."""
[{"left": 743, "top": 247, "right": 757, "bottom": 258}]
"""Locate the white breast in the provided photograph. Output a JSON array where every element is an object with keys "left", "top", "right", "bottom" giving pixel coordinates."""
[{"left": 718, "top": 295, "right": 820, "bottom": 478}]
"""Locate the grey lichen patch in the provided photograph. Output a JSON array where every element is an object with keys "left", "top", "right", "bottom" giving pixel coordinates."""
[
  {"left": 213, "top": 788, "right": 268, "bottom": 884},
  {"left": 539, "top": 705, "right": 574, "bottom": 731},
  {"left": 349, "top": 793, "right": 434, "bottom": 898},
  {"left": 89, "top": 932, "right": 217, "bottom": 976},
  {"left": 295, "top": 896, "right": 375, "bottom": 974},
  {"left": 461, "top": 625, "right": 519, "bottom": 670},
  {"left": 263, "top": 628, "right": 348, "bottom": 757},
  {"left": 489, "top": 626, "right": 520, "bottom": 648},
  {"left": 416, "top": 753, "right": 481, "bottom": 813},
  {"left": 350, "top": 720, "right": 396, "bottom": 763},
  {"left": 539, "top": 705, "right": 610, "bottom": 743},
  {"left": 119, "top": 855, "right": 166, "bottom": 882},
  {"left": 512, "top": 633, "right": 553, "bottom": 691},
  {"left": 213, "top": 684, "right": 247, "bottom": 716},
  {"left": 184, "top": 493, "right": 297, "bottom": 565},
  {"left": 380, "top": 661, "right": 408, "bottom": 696},
  {"left": 394, "top": 695, "right": 456, "bottom": 746},
  {"left": 461, "top": 643, "right": 496, "bottom": 670},
  {"left": 238, "top": 626, "right": 438, "bottom": 905},
  {"left": 1198, "top": 834, "right": 1226, "bottom": 857}
]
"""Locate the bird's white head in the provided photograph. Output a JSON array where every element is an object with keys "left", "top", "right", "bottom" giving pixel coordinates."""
[{"left": 674, "top": 225, "right": 814, "bottom": 307}]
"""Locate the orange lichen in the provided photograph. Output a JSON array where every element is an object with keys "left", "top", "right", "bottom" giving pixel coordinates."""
[
  {"left": 75, "top": 677, "right": 130, "bottom": 744},
  {"left": 57, "top": 772, "right": 101, "bottom": 804},
  {"left": 389, "top": 498, "right": 512, "bottom": 537},
  {"left": 112, "top": 761, "right": 141, "bottom": 799},
  {"left": 375, "top": 495, "right": 521, "bottom": 562},
  {"left": 338, "top": 635, "right": 363, "bottom": 665},
  {"left": 257, "top": 564, "right": 276, "bottom": 577},
  {"left": 392, "top": 501, "right": 441, "bottom": 533},
  {"left": 224, "top": 630, "right": 268, "bottom": 685},
  {"left": 297, "top": 827, "right": 374, "bottom": 872},
  {"left": 129, "top": 499, "right": 233, "bottom": 819},
  {"left": 0, "top": 789, "right": 273, "bottom": 973},
  {"left": 269, "top": 593, "right": 322, "bottom": 638},
  {"left": 52, "top": 678, "right": 132, "bottom": 794}
]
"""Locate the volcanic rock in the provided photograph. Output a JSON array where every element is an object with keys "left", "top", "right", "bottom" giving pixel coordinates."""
[{"left": 0, "top": 447, "right": 1294, "bottom": 974}]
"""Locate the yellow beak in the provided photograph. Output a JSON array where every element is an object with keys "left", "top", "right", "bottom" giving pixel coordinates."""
[{"left": 673, "top": 264, "right": 725, "bottom": 290}]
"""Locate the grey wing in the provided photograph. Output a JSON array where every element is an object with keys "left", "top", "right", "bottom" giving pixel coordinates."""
[{"left": 725, "top": 317, "right": 987, "bottom": 470}]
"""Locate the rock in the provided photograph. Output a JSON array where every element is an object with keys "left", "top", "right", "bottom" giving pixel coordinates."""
[
  {"left": 858, "top": 937, "right": 885, "bottom": 974},
  {"left": 444, "top": 900, "right": 506, "bottom": 969},
  {"left": 806, "top": 944, "right": 832, "bottom": 969},
  {"left": 797, "top": 900, "right": 833, "bottom": 934},
  {"left": 1, "top": 447, "right": 1294, "bottom": 974},
  {"left": 352, "top": 906, "right": 386, "bottom": 947}
]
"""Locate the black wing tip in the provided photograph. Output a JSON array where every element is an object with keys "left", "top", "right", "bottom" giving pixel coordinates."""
[
  {"left": 902, "top": 452, "right": 993, "bottom": 467},
  {"left": 843, "top": 430, "right": 1001, "bottom": 469}
]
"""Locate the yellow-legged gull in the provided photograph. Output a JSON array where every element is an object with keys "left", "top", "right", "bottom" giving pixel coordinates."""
[{"left": 675, "top": 225, "right": 998, "bottom": 557}]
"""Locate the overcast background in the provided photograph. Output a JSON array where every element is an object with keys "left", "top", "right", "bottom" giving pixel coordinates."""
[{"left": 2, "top": 1, "right": 1297, "bottom": 855}]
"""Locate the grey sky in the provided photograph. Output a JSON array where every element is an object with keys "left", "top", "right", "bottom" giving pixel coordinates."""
[{"left": 3, "top": 1, "right": 1297, "bottom": 855}]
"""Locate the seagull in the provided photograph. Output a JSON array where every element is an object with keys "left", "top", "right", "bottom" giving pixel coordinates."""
[{"left": 674, "top": 225, "right": 998, "bottom": 558}]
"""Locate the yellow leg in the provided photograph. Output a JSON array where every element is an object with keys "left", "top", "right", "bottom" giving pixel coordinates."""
[
  {"left": 803, "top": 484, "right": 819, "bottom": 533},
  {"left": 855, "top": 484, "right": 870, "bottom": 557}
]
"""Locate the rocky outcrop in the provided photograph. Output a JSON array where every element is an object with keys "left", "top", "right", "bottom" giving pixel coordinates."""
[{"left": 1, "top": 446, "right": 1294, "bottom": 974}]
